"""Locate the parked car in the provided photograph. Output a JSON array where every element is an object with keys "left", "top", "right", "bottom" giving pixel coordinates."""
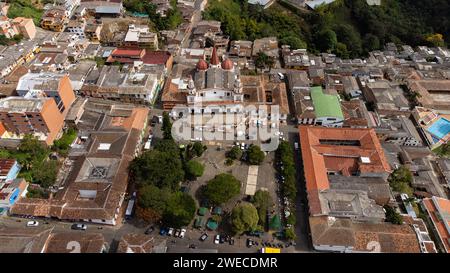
[
  {"left": 174, "top": 229, "right": 181, "bottom": 237},
  {"left": 246, "top": 238, "right": 253, "bottom": 247},
  {"left": 71, "top": 224, "right": 87, "bottom": 230},
  {"left": 168, "top": 228, "right": 174, "bottom": 236},
  {"left": 199, "top": 233, "right": 208, "bottom": 241},
  {"left": 229, "top": 238, "right": 235, "bottom": 245},
  {"left": 179, "top": 228, "right": 186, "bottom": 238},
  {"left": 26, "top": 221, "right": 39, "bottom": 227},
  {"left": 219, "top": 235, "right": 225, "bottom": 244},
  {"left": 145, "top": 226, "right": 155, "bottom": 235},
  {"left": 159, "top": 227, "right": 169, "bottom": 236},
  {"left": 189, "top": 244, "right": 197, "bottom": 249},
  {"left": 158, "top": 115, "right": 163, "bottom": 124},
  {"left": 214, "top": 234, "right": 220, "bottom": 244}
]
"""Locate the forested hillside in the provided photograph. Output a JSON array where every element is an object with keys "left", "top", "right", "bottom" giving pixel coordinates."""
[{"left": 203, "top": 0, "right": 450, "bottom": 57}]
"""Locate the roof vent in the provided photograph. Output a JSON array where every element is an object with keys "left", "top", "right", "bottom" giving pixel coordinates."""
[
  {"left": 98, "top": 143, "right": 111, "bottom": 150},
  {"left": 360, "top": 157, "right": 371, "bottom": 163}
]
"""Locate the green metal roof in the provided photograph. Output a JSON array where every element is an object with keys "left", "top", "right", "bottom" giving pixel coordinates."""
[{"left": 310, "top": 86, "right": 344, "bottom": 119}]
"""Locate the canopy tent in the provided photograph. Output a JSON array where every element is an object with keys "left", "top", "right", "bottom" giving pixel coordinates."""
[
  {"left": 198, "top": 207, "right": 208, "bottom": 216},
  {"left": 206, "top": 219, "right": 218, "bottom": 230},
  {"left": 269, "top": 215, "right": 281, "bottom": 231},
  {"left": 212, "top": 206, "right": 222, "bottom": 215},
  {"left": 194, "top": 217, "right": 205, "bottom": 228}
]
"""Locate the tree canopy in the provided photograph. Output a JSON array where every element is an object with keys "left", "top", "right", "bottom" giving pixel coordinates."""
[
  {"left": 186, "top": 160, "right": 205, "bottom": 179},
  {"left": 203, "top": 0, "right": 450, "bottom": 58},
  {"left": 251, "top": 190, "right": 273, "bottom": 226},
  {"left": 163, "top": 192, "right": 197, "bottom": 228},
  {"left": 384, "top": 205, "right": 403, "bottom": 225},
  {"left": 231, "top": 203, "right": 259, "bottom": 235},
  {"left": 203, "top": 173, "right": 241, "bottom": 205},
  {"left": 247, "top": 144, "right": 265, "bottom": 165},
  {"left": 388, "top": 166, "right": 413, "bottom": 195},
  {"left": 130, "top": 148, "right": 184, "bottom": 190}
]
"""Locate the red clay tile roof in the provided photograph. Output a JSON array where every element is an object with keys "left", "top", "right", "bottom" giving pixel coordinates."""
[
  {"left": 299, "top": 126, "right": 391, "bottom": 215},
  {"left": 422, "top": 197, "right": 450, "bottom": 253},
  {"left": 0, "top": 159, "right": 16, "bottom": 177},
  {"left": 141, "top": 50, "right": 171, "bottom": 65},
  {"left": 309, "top": 216, "right": 421, "bottom": 253}
]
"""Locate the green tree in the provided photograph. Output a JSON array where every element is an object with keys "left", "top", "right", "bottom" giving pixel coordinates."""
[
  {"left": 186, "top": 160, "right": 205, "bottom": 179},
  {"left": 138, "top": 184, "right": 172, "bottom": 214},
  {"left": 334, "top": 24, "right": 362, "bottom": 57},
  {"left": 204, "top": 173, "right": 241, "bottom": 205},
  {"left": 31, "top": 160, "right": 59, "bottom": 188},
  {"left": 285, "top": 227, "right": 296, "bottom": 240},
  {"left": 163, "top": 192, "right": 197, "bottom": 228},
  {"left": 247, "top": 145, "right": 265, "bottom": 165},
  {"left": 130, "top": 149, "right": 184, "bottom": 190},
  {"left": 315, "top": 28, "right": 338, "bottom": 52},
  {"left": 154, "top": 139, "right": 180, "bottom": 157},
  {"left": 335, "top": 42, "right": 350, "bottom": 58},
  {"left": 17, "top": 134, "right": 50, "bottom": 170},
  {"left": 251, "top": 190, "right": 273, "bottom": 225},
  {"left": 384, "top": 205, "right": 403, "bottom": 225},
  {"left": 192, "top": 142, "right": 205, "bottom": 157},
  {"left": 231, "top": 203, "right": 259, "bottom": 235},
  {"left": 227, "top": 146, "right": 242, "bottom": 160},
  {"left": 255, "top": 52, "right": 269, "bottom": 72},
  {"left": 388, "top": 166, "right": 413, "bottom": 195},
  {"left": 363, "top": 33, "right": 380, "bottom": 53},
  {"left": 162, "top": 111, "right": 173, "bottom": 139},
  {"left": 280, "top": 36, "right": 307, "bottom": 49}
]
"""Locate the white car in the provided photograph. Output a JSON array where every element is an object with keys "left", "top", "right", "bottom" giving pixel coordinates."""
[
  {"left": 294, "top": 142, "right": 299, "bottom": 150},
  {"left": 158, "top": 116, "right": 163, "bottom": 124},
  {"left": 214, "top": 234, "right": 220, "bottom": 244},
  {"left": 179, "top": 228, "right": 186, "bottom": 238},
  {"left": 168, "top": 228, "right": 174, "bottom": 236},
  {"left": 26, "top": 221, "right": 39, "bottom": 227}
]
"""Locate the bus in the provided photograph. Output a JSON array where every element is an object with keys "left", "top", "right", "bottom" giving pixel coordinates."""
[{"left": 261, "top": 247, "right": 281, "bottom": 253}]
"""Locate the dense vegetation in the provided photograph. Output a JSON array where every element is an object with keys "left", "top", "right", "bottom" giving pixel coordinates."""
[
  {"left": 388, "top": 166, "right": 413, "bottom": 196},
  {"left": 0, "top": 135, "right": 59, "bottom": 188},
  {"left": 247, "top": 144, "right": 265, "bottom": 165},
  {"left": 0, "top": 34, "right": 23, "bottom": 46},
  {"left": 231, "top": 202, "right": 259, "bottom": 235},
  {"left": 137, "top": 184, "right": 196, "bottom": 227},
  {"left": 433, "top": 142, "right": 450, "bottom": 158},
  {"left": 204, "top": 0, "right": 450, "bottom": 58},
  {"left": 384, "top": 205, "right": 403, "bottom": 225},
  {"left": 276, "top": 141, "right": 297, "bottom": 240},
  {"left": 276, "top": 141, "right": 297, "bottom": 202},
  {"left": 52, "top": 128, "right": 77, "bottom": 157},
  {"left": 132, "top": 115, "right": 199, "bottom": 226},
  {"left": 251, "top": 189, "right": 273, "bottom": 226},
  {"left": 203, "top": 173, "right": 241, "bottom": 205},
  {"left": 7, "top": 0, "right": 43, "bottom": 25},
  {"left": 203, "top": 0, "right": 309, "bottom": 49},
  {"left": 124, "top": 0, "right": 183, "bottom": 31}
]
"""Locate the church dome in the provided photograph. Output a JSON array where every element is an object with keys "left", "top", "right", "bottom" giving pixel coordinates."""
[
  {"left": 196, "top": 59, "right": 208, "bottom": 70},
  {"left": 221, "top": 58, "right": 234, "bottom": 70}
]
